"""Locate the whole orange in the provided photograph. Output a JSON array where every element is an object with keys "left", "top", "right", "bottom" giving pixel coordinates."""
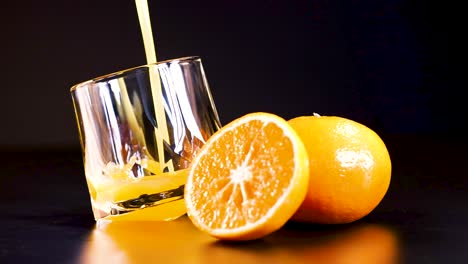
[{"left": 289, "top": 114, "right": 391, "bottom": 224}]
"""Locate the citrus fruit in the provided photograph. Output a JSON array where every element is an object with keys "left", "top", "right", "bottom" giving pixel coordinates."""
[
  {"left": 185, "top": 112, "right": 310, "bottom": 240},
  {"left": 289, "top": 114, "right": 391, "bottom": 224}
]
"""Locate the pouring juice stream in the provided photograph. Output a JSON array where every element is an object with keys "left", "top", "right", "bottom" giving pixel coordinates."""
[{"left": 90, "top": 0, "right": 188, "bottom": 222}]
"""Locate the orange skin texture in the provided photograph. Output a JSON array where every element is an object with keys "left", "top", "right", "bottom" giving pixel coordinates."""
[{"left": 289, "top": 115, "right": 391, "bottom": 224}]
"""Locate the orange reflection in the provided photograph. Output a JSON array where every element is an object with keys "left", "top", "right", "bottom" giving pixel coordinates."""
[
  {"left": 79, "top": 217, "right": 399, "bottom": 264},
  {"left": 203, "top": 223, "right": 400, "bottom": 264},
  {"left": 296, "top": 224, "right": 400, "bottom": 264}
]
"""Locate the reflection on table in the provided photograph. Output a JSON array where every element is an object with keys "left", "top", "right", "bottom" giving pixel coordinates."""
[{"left": 79, "top": 216, "right": 399, "bottom": 264}]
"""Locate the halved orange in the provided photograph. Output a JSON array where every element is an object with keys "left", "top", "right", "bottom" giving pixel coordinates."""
[{"left": 184, "top": 112, "right": 309, "bottom": 241}]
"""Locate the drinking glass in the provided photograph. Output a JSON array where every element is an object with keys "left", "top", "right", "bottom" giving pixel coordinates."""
[{"left": 71, "top": 56, "right": 221, "bottom": 223}]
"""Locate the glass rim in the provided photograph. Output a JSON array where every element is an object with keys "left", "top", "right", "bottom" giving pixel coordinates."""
[{"left": 70, "top": 56, "right": 201, "bottom": 92}]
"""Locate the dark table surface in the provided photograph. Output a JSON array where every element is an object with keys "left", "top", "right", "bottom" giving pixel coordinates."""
[{"left": 1, "top": 134, "right": 467, "bottom": 263}]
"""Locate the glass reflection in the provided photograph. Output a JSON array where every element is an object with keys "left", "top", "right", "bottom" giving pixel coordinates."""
[{"left": 79, "top": 217, "right": 211, "bottom": 264}]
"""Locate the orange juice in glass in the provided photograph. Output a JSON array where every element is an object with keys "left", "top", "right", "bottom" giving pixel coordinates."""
[{"left": 71, "top": 57, "right": 221, "bottom": 223}]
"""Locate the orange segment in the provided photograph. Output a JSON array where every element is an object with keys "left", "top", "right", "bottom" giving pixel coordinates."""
[{"left": 185, "top": 112, "right": 309, "bottom": 241}]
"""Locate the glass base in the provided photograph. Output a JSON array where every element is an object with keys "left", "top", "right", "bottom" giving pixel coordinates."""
[
  {"left": 95, "top": 198, "right": 187, "bottom": 225},
  {"left": 88, "top": 169, "right": 188, "bottom": 222}
]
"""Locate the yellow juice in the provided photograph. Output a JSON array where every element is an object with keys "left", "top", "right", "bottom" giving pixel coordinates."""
[{"left": 87, "top": 162, "right": 189, "bottom": 222}]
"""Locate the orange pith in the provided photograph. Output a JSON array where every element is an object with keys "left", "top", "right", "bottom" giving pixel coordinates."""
[
  {"left": 185, "top": 112, "right": 309, "bottom": 240},
  {"left": 289, "top": 115, "right": 391, "bottom": 224}
]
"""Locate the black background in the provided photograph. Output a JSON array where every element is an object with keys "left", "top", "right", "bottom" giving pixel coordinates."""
[{"left": 1, "top": 0, "right": 466, "bottom": 148}]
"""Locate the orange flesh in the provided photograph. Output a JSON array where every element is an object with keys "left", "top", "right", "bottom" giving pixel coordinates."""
[{"left": 189, "top": 120, "right": 296, "bottom": 230}]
